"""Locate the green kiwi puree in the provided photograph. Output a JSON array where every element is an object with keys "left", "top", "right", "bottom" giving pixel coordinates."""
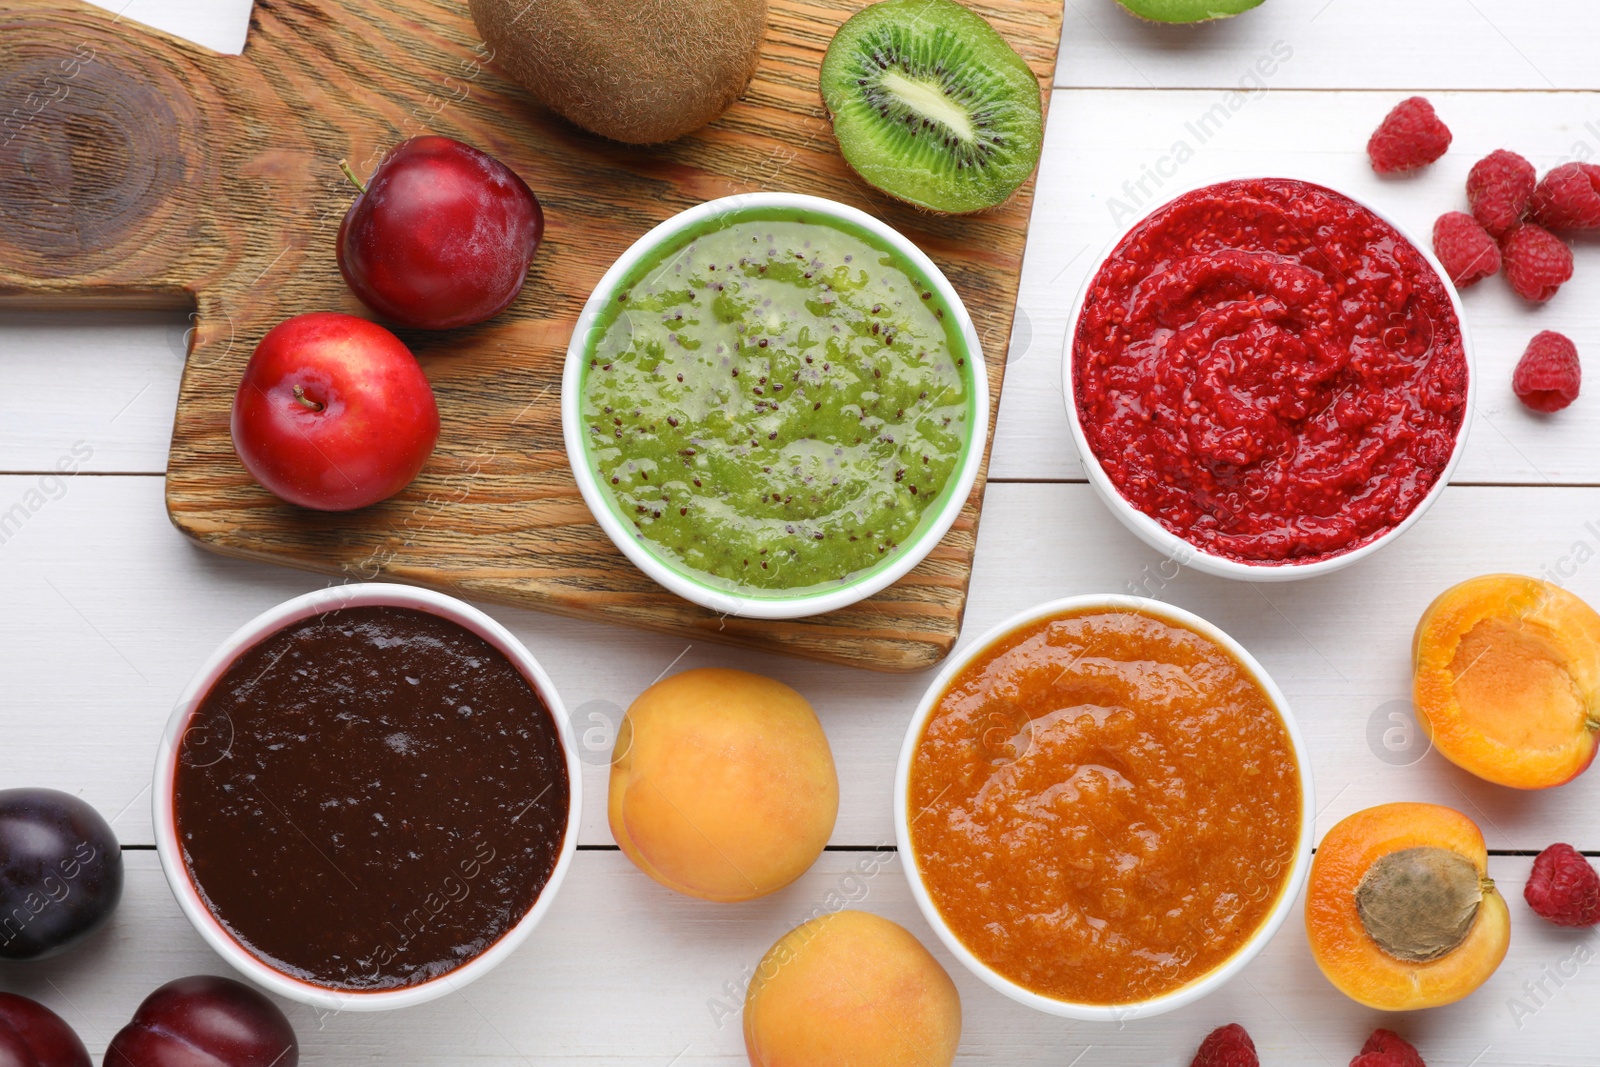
[{"left": 580, "top": 208, "right": 973, "bottom": 593}]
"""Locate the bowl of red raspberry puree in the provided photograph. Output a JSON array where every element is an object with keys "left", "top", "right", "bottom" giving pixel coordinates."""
[{"left": 1066, "top": 177, "right": 1473, "bottom": 580}]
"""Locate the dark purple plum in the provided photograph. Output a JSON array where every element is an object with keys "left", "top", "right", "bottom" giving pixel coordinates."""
[
  {"left": 104, "top": 976, "right": 298, "bottom": 1067},
  {"left": 0, "top": 992, "right": 91, "bottom": 1067},
  {"left": 0, "top": 789, "right": 122, "bottom": 961}
]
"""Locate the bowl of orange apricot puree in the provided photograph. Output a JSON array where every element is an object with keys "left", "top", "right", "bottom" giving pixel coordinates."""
[{"left": 895, "top": 595, "right": 1315, "bottom": 1019}]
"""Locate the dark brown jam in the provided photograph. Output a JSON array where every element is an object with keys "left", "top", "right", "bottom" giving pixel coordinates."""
[{"left": 174, "top": 605, "right": 570, "bottom": 992}]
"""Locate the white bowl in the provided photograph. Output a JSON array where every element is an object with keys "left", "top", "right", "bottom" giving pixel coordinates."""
[
  {"left": 152, "top": 583, "right": 582, "bottom": 1012},
  {"left": 894, "top": 594, "right": 1316, "bottom": 1021},
  {"left": 562, "top": 192, "right": 990, "bottom": 619},
  {"left": 1062, "top": 176, "right": 1475, "bottom": 582}
]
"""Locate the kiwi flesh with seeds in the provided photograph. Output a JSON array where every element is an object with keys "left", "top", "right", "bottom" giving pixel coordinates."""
[
  {"left": 468, "top": 0, "right": 767, "bottom": 145},
  {"left": 819, "top": 0, "right": 1043, "bottom": 215},
  {"left": 1115, "top": 0, "right": 1266, "bottom": 23}
]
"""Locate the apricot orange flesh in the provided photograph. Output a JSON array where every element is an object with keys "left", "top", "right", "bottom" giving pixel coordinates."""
[
  {"left": 608, "top": 668, "right": 839, "bottom": 902},
  {"left": 1306, "top": 802, "right": 1509, "bottom": 1010},
  {"left": 1414, "top": 574, "right": 1600, "bottom": 789}
]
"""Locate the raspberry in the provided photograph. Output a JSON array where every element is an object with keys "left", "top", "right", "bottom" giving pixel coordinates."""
[
  {"left": 1367, "top": 97, "right": 1452, "bottom": 174},
  {"left": 1501, "top": 223, "right": 1573, "bottom": 302},
  {"left": 1191, "top": 1023, "right": 1258, "bottom": 1067},
  {"left": 1525, "top": 843, "right": 1600, "bottom": 925},
  {"left": 1431, "top": 212, "right": 1500, "bottom": 287},
  {"left": 1351, "top": 1057, "right": 1403, "bottom": 1067},
  {"left": 1358, "top": 1029, "right": 1427, "bottom": 1067},
  {"left": 1530, "top": 162, "right": 1600, "bottom": 231},
  {"left": 1513, "top": 331, "right": 1582, "bottom": 413},
  {"left": 1466, "top": 150, "right": 1536, "bottom": 237}
]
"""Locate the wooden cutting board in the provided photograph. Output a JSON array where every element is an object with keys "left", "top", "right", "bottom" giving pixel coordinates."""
[{"left": 0, "top": 0, "right": 1062, "bottom": 671}]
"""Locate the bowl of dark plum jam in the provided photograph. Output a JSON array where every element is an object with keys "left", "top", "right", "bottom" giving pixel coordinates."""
[
  {"left": 1065, "top": 176, "right": 1475, "bottom": 581},
  {"left": 153, "top": 584, "right": 581, "bottom": 1011}
]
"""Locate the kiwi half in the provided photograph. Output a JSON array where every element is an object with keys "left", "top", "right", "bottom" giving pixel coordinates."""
[
  {"left": 1115, "top": 0, "right": 1266, "bottom": 23},
  {"left": 819, "top": 0, "right": 1043, "bottom": 215}
]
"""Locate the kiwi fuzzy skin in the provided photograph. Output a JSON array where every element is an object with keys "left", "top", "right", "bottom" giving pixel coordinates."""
[
  {"left": 468, "top": 0, "right": 768, "bottom": 145},
  {"left": 1115, "top": 0, "right": 1266, "bottom": 23}
]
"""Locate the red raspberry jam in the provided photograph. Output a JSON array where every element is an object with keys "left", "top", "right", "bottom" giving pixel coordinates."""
[{"left": 1073, "top": 178, "right": 1468, "bottom": 565}]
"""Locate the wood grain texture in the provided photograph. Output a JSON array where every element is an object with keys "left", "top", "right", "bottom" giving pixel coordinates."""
[
  {"left": 15, "top": 89, "right": 1600, "bottom": 486},
  {"left": 0, "top": 0, "right": 1063, "bottom": 671}
]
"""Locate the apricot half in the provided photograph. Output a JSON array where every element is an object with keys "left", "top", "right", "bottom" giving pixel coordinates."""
[
  {"left": 608, "top": 668, "right": 839, "bottom": 902},
  {"left": 1413, "top": 574, "right": 1600, "bottom": 789},
  {"left": 744, "top": 910, "right": 960, "bottom": 1067},
  {"left": 1306, "top": 803, "right": 1509, "bottom": 1010}
]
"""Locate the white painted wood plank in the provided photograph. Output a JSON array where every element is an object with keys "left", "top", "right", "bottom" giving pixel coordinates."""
[
  {"left": 5, "top": 475, "right": 1600, "bottom": 852},
  {"left": 1059, "top": 0, "right": 1600, "bottom": 90},
  {"left": 79, "top": 0, "right": 251, "bottom": 55},
  {"left": 999, "top": 87, "right": 1600, "bottom": 483},
  {"left": 0, "top": 312, "right": 187, "bottom": 475},
  {"left": 3, "top": 850, "right": 1591, "bottom": 1065},
  {"left": 0, "top": 473, "right": 923, "bottom": 853},
  {"left": 8, "top": 4, "right": 1596, "bottom": 1060},
  {"left": 963, "top": 482, "right": 1600, "bottom": 860},
  {"left": 69, "top": 0, "right": 1600, "bottom": 91}
]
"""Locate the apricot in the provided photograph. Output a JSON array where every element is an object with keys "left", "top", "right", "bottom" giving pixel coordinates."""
[
  {"left": 609, "top": 668, "right": 838, "bottom": 902},
  {"left": 1306, "top": 803, "right": 1509, "bottom": 1010},
  {"left": 744, "top": 910, "right": 960, "bottom": 1067},
  {"left": 1413, "top": 574, "right": 1600, "bottom": 789}
]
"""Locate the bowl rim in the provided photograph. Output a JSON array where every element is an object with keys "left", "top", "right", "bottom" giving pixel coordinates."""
[
  {"left": 1060, "top": 173, "right": 1477, "bottom": 582},
  {"left": 560, "top": 191, "right": 991, "bottom": 620},
  {"left": 150, "top": 582, "right": 584, "bottom": 1013},
  {"left": 892, "top": 593, "right": 1317, "bottom": 1021}
]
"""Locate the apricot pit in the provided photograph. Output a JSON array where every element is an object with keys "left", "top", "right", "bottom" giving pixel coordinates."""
[
  {"left": 1354, "top": 847, "right": 1482, "bottom": 963},
  {"left": 1306, "top": 803, "right": 1509, "bottom": 1010}
]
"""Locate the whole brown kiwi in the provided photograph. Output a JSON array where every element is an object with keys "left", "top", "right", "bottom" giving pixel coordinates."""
[{"left": 468, "top": 0, "right": 768, "bottom": 145}]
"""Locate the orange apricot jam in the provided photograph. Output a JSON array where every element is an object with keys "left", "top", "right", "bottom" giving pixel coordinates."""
[{"left": 908, "top": 606, "right": 1302, "bottom": 1004}]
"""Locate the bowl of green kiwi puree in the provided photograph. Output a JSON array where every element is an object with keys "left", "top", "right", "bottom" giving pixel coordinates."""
[{"left": 563, "top": 193, "right": 988, "bottom": 620}]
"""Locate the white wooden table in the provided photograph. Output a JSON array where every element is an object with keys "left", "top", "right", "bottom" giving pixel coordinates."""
[{"left": 5, "top": 1, "right": 1600, "bottom": 1062}]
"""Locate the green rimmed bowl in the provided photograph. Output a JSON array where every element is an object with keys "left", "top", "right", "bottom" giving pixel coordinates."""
[{"left": 562, "top": 193, "right": 989, "bottom": 620}]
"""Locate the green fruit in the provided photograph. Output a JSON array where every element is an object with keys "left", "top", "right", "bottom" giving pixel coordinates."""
[
  {"left": 1114, "top": 0, "right": 1265, "bottom": 23},
  {"left": 819, "top": 0, "right": 1043, "bottom": 215},
  {"left": 467, "top": 0, "right": 768, "bottom": 145}
]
